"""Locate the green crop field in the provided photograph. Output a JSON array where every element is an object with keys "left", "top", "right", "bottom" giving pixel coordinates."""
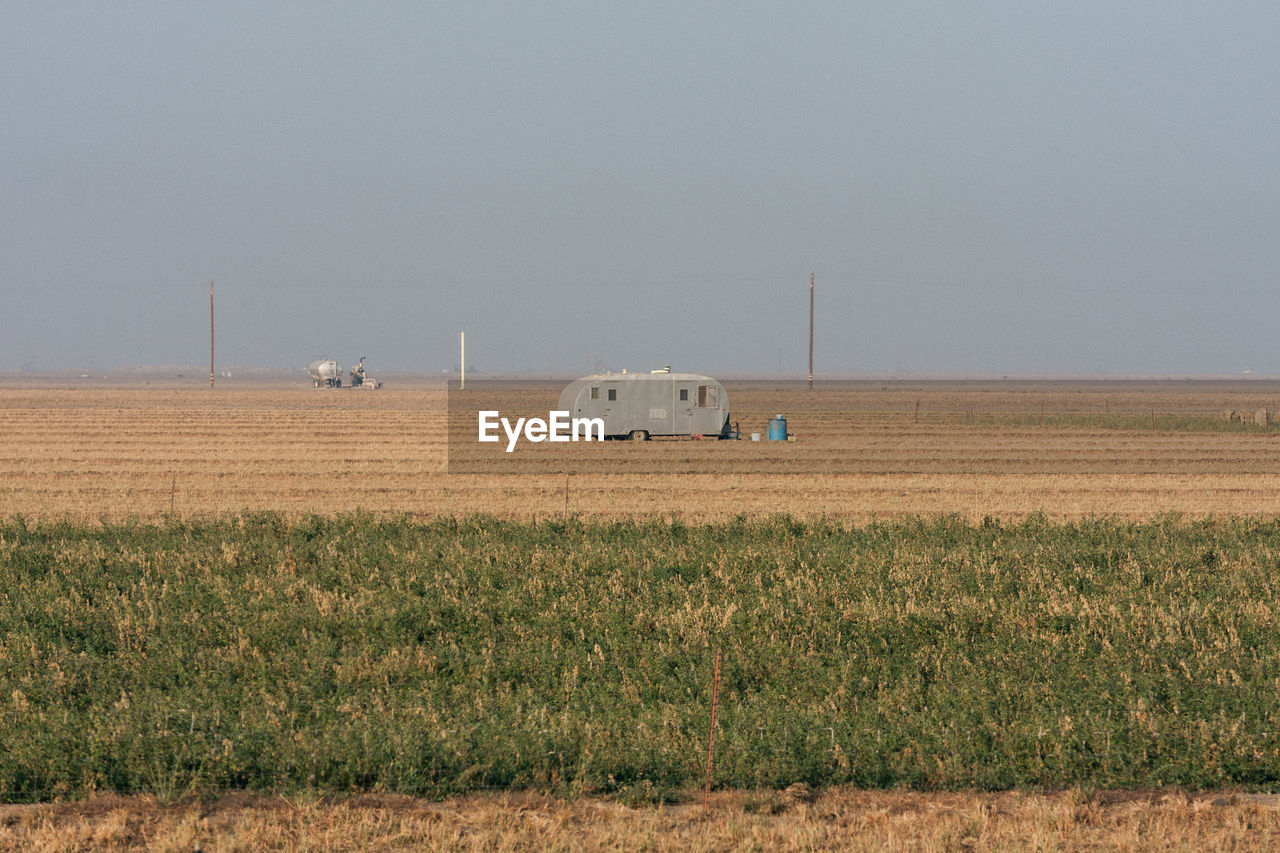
[{"left": 2, "top": 514, "right": 1279, "bottom": 803}]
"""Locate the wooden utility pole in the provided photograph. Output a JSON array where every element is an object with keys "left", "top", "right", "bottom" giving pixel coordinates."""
[
  {"left": 209, "top": 280, "right": 215, "bottom": 388},
  {"left": 808, "top": 271, "right": 814, "bottom": 390}
]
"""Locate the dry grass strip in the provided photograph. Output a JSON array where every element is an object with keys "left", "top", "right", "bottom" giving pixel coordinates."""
[{"left": 2, "top": 789, "right": 1279, "bottom": 852}]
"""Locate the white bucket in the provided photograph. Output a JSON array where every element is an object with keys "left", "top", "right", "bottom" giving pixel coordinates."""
[{"left": 750, "top": 433, "right": 761, "bottom": 441}]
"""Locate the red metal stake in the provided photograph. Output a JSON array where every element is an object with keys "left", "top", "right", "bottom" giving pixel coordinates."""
[{"left": 703, "top": 649, "right": 722, "bottom": 812}]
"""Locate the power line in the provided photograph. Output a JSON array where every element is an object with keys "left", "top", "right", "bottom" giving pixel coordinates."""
[
  {"left": 2, "top": 272, "right": 1276, "bottom": 299},
  {"left": 0, "top": 274, "right": 804, "bottom": 295},
  {"left": 820, "top": 273, "right": 1280, "bottom": 299}
]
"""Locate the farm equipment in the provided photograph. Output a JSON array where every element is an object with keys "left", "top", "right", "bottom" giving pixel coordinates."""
[{"left": 349, "top": 357, "right": 381, "bottom": 389}]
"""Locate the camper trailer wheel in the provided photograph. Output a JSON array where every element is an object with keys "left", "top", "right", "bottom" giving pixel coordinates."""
[{"left": 628, "top": 430, "right": 648, "bottom": 441}]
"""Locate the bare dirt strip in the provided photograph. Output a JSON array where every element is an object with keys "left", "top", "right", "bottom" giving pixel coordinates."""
[{"left": 3, "top": 381, "right": 1280, "bottom": 521}]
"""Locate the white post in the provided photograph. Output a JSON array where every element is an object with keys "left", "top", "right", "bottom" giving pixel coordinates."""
[{"left": 460, "top": 331, "right": 466, "bottom": 390}]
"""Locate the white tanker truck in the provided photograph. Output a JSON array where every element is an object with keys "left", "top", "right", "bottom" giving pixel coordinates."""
[{"left": 307, "top": 359, "right": 342, "bottom": 388}]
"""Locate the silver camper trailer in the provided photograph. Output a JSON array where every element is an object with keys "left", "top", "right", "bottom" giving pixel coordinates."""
[{"left": 557, "top": 369, "right": 732, "bottom": 440}]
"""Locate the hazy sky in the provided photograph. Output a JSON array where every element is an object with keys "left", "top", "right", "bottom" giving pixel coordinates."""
[{"left": 3, "top": 2, "right": 1278, "bottom": 375}]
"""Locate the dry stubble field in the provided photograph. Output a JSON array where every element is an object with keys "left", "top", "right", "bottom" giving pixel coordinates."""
[
  {"left": 5, "top": 376, "right": 1280, "bottom": 850},
  {"left": 3, "top": 378, "right": 1280, "bottom": 521}
]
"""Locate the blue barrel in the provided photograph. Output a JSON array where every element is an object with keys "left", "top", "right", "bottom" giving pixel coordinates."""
[{"left": 767, "top": 415, "right": 787, "bottom": 441}]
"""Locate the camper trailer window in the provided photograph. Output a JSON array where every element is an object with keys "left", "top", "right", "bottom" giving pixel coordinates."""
[
  {"left": 608, "top": 388, "right": 617, "bottom": 401},
  {"left": 679, "top": 389, "right": 688, "bottom": 401},
  {"left": 697, "top": 385, "right": 717, "bottom": 407},
  {"left": 590, "top": 387, "right": 599, "bottom": 400}
]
